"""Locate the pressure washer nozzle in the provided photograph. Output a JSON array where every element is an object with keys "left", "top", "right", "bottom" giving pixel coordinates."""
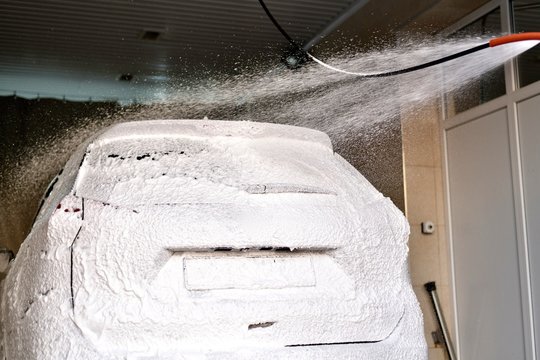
[{"left": 282, "top": 47, "right": 310, "bottom": 69}]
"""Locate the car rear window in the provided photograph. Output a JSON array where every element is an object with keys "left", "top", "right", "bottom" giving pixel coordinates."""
[{"left": 74, "top": 136, "right": 338, "bottom": 206}]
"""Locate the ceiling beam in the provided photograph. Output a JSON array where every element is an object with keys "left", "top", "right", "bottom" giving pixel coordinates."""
[{"left": 302, "top": 0, "right": 371, "bottom": 50}]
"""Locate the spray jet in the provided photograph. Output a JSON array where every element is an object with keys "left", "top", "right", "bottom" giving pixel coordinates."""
[{"left": 258, "top": 0, "right": 540, "bottom": 77}]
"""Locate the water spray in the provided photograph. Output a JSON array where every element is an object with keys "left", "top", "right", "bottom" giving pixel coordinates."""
[{"left": 258, "top": 0, "right": 540, "bottom": 77}]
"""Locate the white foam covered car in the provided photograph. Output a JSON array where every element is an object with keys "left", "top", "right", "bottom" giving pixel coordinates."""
[{"left": 1, "top": 120, "right": 426, "bottom": 359}]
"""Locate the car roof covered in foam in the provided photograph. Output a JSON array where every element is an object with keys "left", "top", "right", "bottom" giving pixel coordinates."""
[{"left": 91, "top": 120, "right": 333, "bottom": 150}]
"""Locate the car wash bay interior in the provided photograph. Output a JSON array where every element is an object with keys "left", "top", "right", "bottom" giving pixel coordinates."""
[{"left": 1, "top": 0, "right": 540, "bottom": 359}]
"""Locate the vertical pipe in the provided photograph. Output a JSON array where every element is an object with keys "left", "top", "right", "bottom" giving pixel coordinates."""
[{"left": 425, "top": 281, "right": 456, "bottom": 360}]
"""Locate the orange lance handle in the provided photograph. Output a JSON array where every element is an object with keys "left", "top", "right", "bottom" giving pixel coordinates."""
[{"left": 490, "top": 32, "right": 540, "bottom": 47}]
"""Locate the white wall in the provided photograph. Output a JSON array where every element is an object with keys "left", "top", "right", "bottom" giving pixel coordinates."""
[
  {"left": 443, "top": 77, "right": 540, "bottom": 360},
  {"left": 446, "top": 109, "right": 526, "bottom": 359}
]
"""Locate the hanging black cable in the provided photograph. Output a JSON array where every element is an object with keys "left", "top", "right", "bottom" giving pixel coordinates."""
[{"left": 257, "top": 0, "right": 310, "bottom": 69}]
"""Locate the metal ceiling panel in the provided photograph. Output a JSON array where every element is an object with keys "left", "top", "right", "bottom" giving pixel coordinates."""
[{"left": 0, "top": 0, "right": 357, "bottom": 83}]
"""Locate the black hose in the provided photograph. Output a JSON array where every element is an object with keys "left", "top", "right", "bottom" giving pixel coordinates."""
[{"left": 366, "top": 43, "right": 489, "bottom": 77}]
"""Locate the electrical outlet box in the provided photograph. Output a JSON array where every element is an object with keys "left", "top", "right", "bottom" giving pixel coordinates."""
[{"left": 421, "top": 221, "right": 435, "bottom": 234}]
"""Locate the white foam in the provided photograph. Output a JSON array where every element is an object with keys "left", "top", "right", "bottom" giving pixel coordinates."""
[{"left": 1, "top": 120, "right": 425, "bottom": 359}]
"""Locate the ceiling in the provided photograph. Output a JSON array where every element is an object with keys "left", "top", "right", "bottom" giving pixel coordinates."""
[{"left": 0, "top": 0, "right": 490, "bottom": 102}]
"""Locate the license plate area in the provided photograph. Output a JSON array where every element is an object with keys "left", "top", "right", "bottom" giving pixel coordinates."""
[{"left": 184, "top": 255, "right": 316, "bottom": 291}]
